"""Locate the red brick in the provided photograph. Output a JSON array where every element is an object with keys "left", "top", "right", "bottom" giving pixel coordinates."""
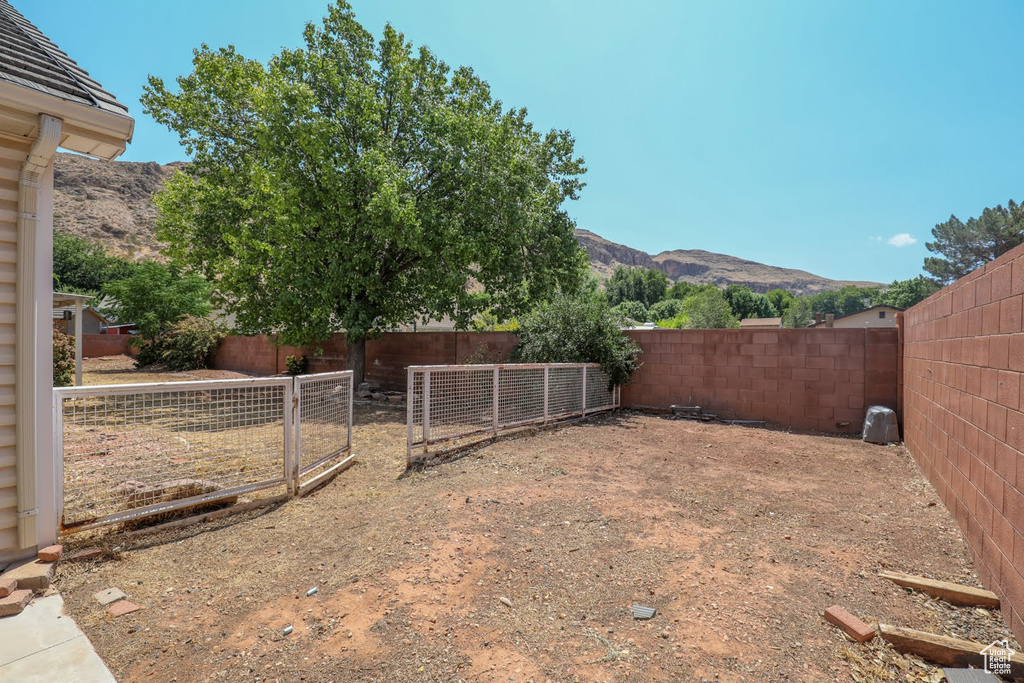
[
  {"left": 0, "top": 589, "right": 32, "bottom": 617},
  {"left": 823, "top": 605, "right": 875, "bottom": 642},
  {"left": 0, "top": 577, "right": 15, "bottom": 598},
  {"left": 106, "top": 600, "right": 143, "bottom": 617},
  {"left": 37, "top": 544, "right": 62, "bottom": 563}
]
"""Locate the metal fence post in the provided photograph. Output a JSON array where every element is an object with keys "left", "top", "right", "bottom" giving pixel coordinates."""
[
  {"left": 582, "top": 366, "right": 588, "bottom": 416},
  {"left": 423, "top": 370, "right": 431, "bottom": 451},
  {"left": 53, "top": 391, "right": 64, "bottom": 534},
  {"left": 347, "top": 373, "right": 354, "bottom": 456},
  {"left": 285, "top": 378, "right": 297, "bottom": 497},
  {"left": 406, "top": 367, "right": 415, "bottom": 463},
  {"left": 543, "top": 366, "right": 549, "bottom": 424},
  {"left": 492, "top": 366, "right": 500, "bottom": 432}
]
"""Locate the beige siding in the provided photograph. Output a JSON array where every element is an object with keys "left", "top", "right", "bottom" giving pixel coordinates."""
[{"left": 0, "top": 138, "right": 27, "bottom": 555}]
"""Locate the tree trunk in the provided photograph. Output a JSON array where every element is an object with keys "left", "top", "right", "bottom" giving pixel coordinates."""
[{"left": 347, "top": 337, "right": 366, "bottom": 387}]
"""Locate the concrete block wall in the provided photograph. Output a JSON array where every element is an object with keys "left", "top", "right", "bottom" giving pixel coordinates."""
[
  {"left": 620, "top": 328, "right": 899, "bottom": 433},
  {"left": 82, "top": 334, "right": 135, "bottom": 358},
  {"left": 902, "top": 242, "right": 1024, "bottom": 643}
]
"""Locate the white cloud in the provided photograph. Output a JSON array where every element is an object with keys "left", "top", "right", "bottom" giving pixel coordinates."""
[{"left": 886, "top": 233, "right": 917, "bottom": 248}]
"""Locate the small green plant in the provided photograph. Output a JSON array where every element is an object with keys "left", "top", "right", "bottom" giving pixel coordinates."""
[
  {"left": 53, "top": 323, "right": 75, "bottom": 387},
  {"left": 285, "top": 354, "right": 308, "bottom": 375}
]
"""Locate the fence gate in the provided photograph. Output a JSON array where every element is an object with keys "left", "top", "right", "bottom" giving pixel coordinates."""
[
  {"left": 294, "top": 371, "right": 354, "bottom": 494},
  {"left": 54, "top": 371, "right": 353, "bottom": 534},
  {"left": 406, "top": 363, "right": 619, "bottom": 465}
]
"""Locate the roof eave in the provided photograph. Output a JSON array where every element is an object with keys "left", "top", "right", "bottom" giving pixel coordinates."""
[{"left": 0, "top": 79, "right": 133, "bottom": 160}]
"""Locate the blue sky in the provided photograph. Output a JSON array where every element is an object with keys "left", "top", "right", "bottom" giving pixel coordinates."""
[{"left": 19, "top": 0, "right": 1024, "bottom": 284}]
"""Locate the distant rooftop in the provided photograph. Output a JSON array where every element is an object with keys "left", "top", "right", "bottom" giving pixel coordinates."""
[{"left": 0, "top": 0, "right": 129, "bottom": 116}]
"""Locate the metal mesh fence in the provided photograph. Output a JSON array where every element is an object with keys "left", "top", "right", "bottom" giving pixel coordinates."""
[
  {"left": 56, "top": 378, "right": 293, "bottom": 532},
  {"left": 295, "top": 371, "right": 354, "bottom": 488},
  {"left": 55, "top": 372, "right": 354, "bottom": 533},
  {"left": 407, "top": 363, "right": 619, "bottom": 463}
]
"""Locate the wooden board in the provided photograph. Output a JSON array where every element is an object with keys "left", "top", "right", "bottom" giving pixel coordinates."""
[
  {"left": 877, "top": 624, "right": 1024, "bottom": 678},
  {"left": 878, "top": 570, "right": 1001, "bottom": 608}
]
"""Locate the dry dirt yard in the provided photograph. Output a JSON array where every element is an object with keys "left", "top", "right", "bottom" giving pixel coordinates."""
[
  {"left": 81, "top": 355, "right": 254, "bottom": 385},
  {"left": 54, "top": 388, "right": 1017, "bottom": 682}
]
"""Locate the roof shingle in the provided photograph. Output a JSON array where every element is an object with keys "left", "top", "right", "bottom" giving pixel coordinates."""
[{"left": 0, "top": 0, "right": 129, "bottom": 116}]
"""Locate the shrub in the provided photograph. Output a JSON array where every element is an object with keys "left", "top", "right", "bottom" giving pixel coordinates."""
[
  {"left": 135, "top": 316, "right": 225, "bottom": 371},
  {"left": 512, "top": 293, "right": 641, "bottom": 388},
  {"left": 610, "top": 300, "right": 648, "bottom": 324},
  {"left": 285, "top": 354, "right": 308, "bottom": 375},
  {"left": 648, "top": 298, "right": 683, "bottom": 321},
  {"left": 53, "top": 323, "right": 75, "bottom": 387}
]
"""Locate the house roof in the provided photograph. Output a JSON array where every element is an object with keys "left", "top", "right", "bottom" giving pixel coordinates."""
[{"left": 0, "top": 1, "right": 128, "bottom": 117}]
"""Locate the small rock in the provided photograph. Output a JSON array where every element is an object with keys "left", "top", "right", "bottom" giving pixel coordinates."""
[
  {"left": 499, "top": 596, "right": 513, "bottom": 608},
  {"left": 37, "top": 545, "right": 63, "bottom": 562},
  {"left": 0, "top": 577, "right": 16, "bottom": 598},
  {"left": 93, "top": 587, "right": 128, "bottom": 606}
]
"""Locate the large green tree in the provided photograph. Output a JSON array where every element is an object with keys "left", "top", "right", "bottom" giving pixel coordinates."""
[
  {"left": 877, "top": 276, "right": 940, "bottom": 309},
  {"left": 604, "top": 266, "right": 668, "bottom": 308},
  {"left": 53, "top": 232, "right": 138, "bottom": 294},
  {"left": 101, "top": 261, "right": 213, "bottom": 340},
  {"left": 924, "top": 200, "right": 1024, "bottom": 284},
  {"left": 723, "top": 284, "right": 777, "bottom": 320},
  {"left": 142, "top": 1, "right": 586, "bottom": 383}
]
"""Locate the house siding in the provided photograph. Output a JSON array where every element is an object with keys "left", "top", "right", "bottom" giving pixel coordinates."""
[{"left": 0, "top": 135, "right": 28, "bottom": 556}]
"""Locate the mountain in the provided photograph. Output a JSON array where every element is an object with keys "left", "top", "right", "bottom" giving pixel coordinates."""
[
  {"left": 52, "top": 153, "right": 880, "bottom": 295},
  {"left": 576, "top": 229, "right": 880, "bottom": 296},
  {"left": 53, "top": 152, "right": 183, "bottom": 260}
]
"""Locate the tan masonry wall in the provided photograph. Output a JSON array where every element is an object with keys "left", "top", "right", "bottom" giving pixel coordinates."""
[{"left": 902, "top": 242, "right": 1024, "bottom": 644}]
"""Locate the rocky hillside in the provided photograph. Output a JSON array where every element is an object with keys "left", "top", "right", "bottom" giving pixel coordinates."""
[
  {"left": 53, "top": 153, "right": 878, "bottom": 294},
  {"left": 576, "top": 229, "right": 880, "bottom": 296},
  {"left": 53, "top": 152, "right": 184, "bottom": 260}
]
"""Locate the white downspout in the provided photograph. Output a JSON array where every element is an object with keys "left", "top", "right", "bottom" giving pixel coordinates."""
[
  {"left": 74, "top": 299, "right": 82, "bottom": 386},
  {"left": 16, "top": 114, "right": 62, "bottom": 549}
]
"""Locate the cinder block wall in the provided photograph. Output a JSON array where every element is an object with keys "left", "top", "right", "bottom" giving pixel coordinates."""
[
  {"left": 903, "top": 243, "right": 1024, "bottom": 643},
  {"left": 82, "top": 334, "right": 135, "bottom": 358},
  {"left": 621, "top": 328, "right": 899, "bottom": 433}
]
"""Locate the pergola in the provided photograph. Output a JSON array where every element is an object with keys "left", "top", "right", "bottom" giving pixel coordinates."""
[{"left": 52, "top": 291, "right": 91, "bottom": 385}]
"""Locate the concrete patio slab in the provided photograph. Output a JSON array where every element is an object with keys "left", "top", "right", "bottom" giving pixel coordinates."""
[{"left": 0, "top": 593, "right": 115, "bottom": 682}]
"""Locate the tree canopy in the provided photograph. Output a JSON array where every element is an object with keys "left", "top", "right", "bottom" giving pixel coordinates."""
[
  {"left": 604, "top": 267, "right": 668, "bottom": 308},
  {"left": 102, "top": 261, "right": 213, "bottom": 340},
  {"left": 723, "top": 284, "right": 777, "bottom": 320},
  {"left": 877, "top": 276, "right": 940, "bottom": 309},
  {"left": 53, "top": 232, "right": 138, "bottom": 295},
  {"left": 142, "top": 1, "right": 587, "bottom": 381},
  {"left": 924, "top": 199, "right": 1024, "bottom": 284}
]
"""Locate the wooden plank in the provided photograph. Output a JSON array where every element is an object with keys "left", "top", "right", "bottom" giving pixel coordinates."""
[
  {"left": 879, "top": 570, "right": 1000, "bottom": 608},
  {"left": 877, "top": 624, "right": 1024, "bottom": 677}
]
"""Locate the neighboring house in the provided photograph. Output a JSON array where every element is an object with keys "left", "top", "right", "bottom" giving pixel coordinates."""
[
  {"left": 810, "top": 305, "right": 903, "bottom": 328},
  {"left": 739, "top": 317, "right": 782, "bottom": 329},
  {"left": 52, "top": 305, "right": 110, "bottom": 335},
  {"left": 0, "top": 0, "right": 133, "bottom": 562}
]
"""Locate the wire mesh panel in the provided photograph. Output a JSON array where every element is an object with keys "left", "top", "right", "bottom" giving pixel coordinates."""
[
  {"left": 584, "top": 366, "right": 618, "bottom": 412},
  {"left": 295, "top": 371, "right": 354, "bottom": 488},
  {"left": 55, "top": 377, "right": 293, "bottom": 532},
  {"left": 407, "top": 363, "right": 618, "bottom": 464}
]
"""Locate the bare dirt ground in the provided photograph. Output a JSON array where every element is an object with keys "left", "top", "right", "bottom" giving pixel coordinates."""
[
  {"left": 81, "top": 355, "right": 253, "bottom": 386},
  {"left": 52, "top": 390, "right": 1020, "bottom": 683}
]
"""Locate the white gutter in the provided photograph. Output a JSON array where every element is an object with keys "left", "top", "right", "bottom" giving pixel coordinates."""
[{"left": 15, "top": 114, "right": 61, "bottom": 549}]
